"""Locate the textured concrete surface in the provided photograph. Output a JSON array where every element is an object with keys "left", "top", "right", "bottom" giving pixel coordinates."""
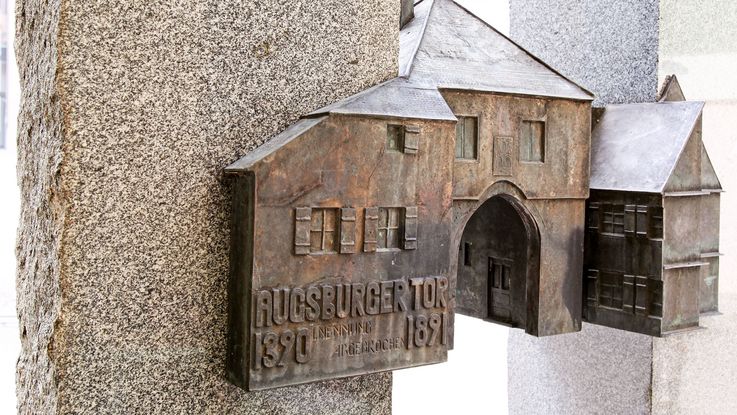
[
  {"left": 508, "top": 1, "right": 737, "bottom": 414},
  {"left": 510, "top": 0, "right": 659, "bottom": 106},
  {"left": 508, "top": 324, "right": 653, "bottom": 415},
  {"left": 16, "top": 0, "right": 397, "bottom": 413}
]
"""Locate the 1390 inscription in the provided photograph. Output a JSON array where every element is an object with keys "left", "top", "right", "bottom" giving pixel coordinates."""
[{"left": 250, "top": 276, "right": 449, "bottom": 376}]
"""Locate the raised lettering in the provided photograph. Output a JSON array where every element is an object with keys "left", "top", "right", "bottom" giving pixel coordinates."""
[
  {"left": 289, "top": 288, "right": 306, "bottom": 323},
  {"left": 366, "top": 282, "right": 381, "bottom": 315}
]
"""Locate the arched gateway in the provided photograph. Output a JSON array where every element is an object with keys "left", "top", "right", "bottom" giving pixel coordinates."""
[{"left": 455, "top": 194, "right": 541, "bottom": 334}]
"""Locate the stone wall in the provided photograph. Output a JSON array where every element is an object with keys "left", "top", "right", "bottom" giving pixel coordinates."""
[
  {"left": 510, "top": 0, "right": 659, "bottom": 106},
  {"left": 508, "top": 1, "right": 737, "bottom": 414},
  {"left": 16, "top": 0, "right": 398, "bottom": 413}
]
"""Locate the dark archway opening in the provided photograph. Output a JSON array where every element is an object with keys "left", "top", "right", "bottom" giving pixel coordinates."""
[{"left": 455, "top": 195, "right": 541, "bottom": 332}]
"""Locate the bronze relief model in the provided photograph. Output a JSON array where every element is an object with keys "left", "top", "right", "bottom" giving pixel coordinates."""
[{"left": 224, "top": 0, "right": 721, "bottom": 390}]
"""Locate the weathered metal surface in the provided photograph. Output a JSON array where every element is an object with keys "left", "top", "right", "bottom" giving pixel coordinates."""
[
  {"left": 584, "top": 92, "right": 723, "bottom": 336},
  {"left": 308, "top": 78, "right": 456, "bottom": 122},
  {"left": 223, "top": 0, "right": 723, "bottom": 392},
  {"left": 590, "top": 101, "right": 705, "bottom": 193},
  {"left": 226, "top": 115, "right": 456, "bottom": 390},
  {"left": 400, "top": 0, "right": 415, "bottom": 29},
  {"left": 403, "top": 0, "right": 593, "bottom": 101},
  {"left": 441, "top": 89, "right": 590, "bottom": 336}
]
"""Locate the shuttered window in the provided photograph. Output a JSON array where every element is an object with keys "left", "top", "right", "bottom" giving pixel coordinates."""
[
  {"left": 601, "top": 204, "right": 625, "bottom": 236},
  {"left": 366, "top": 207, "right": 418, "bottom": 252},
  {"left": 309, "top": 208, "right": 339, "bottom": 253},
  {"left": 455, "top": 116, "right": 478, "bottom": 160},
  {"left": 520, "top": 120, "right": 545, "bottom": 162},
  {"left": 387, "top": 124, "right": 420, "bottom": 155},
  {"left": 378, "top": 208, "right": 402, "bottom": 250}
]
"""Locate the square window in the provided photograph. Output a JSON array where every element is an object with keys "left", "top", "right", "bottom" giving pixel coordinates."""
[
  {"left": 309, "top": 208, "right": 338, "bottom": 253},
  {"left": 599, "top": 272, "right": 624, "bottom": 310},
  {"left": 601, "top": 204, "right": 625, "bottom": 236},
  {"left": 378, "top": 207, "right": 402, "bottom": 250},
  {"left": 455, "top": 116, "right": 478, "bottom": 160},
  {"left": 387, "top": 124, "right": 404, "bottom": 152},
  {"left": 520, "top": 120, "right": 545, "bottom": 162}
]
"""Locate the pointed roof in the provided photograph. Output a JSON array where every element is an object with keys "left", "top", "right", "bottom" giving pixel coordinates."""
[
  {"left": 308, "top": 78, "right": 456, "bottom": 121},
  {"left": 701, "top": 143, "right": 723, "bottom": 192},
  {"left": 312, "top": 0, "right": 593, "bottom": 121},
  {"left": 590, "top": 101, "right": 705, "bottom": 193},
  {"left": 401, "top": 0, "right": 594, "bottom": 101},
  {"left": 225, "top": 117, "right": 327, "bottom": 172},
  {"left": 658, "top": 75, "right": 687, "bottom": 102}
]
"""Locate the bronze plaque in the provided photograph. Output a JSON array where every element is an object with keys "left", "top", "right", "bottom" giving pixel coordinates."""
[
  {"left": 225, "top": 115, "right": 455, "bottom": 391},
  {"left": 249, "top": 275, "right": 449, "bottom": 389}
]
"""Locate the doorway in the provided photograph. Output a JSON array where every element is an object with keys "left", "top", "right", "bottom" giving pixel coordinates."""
[{"left": 456, "top": 195, "right": 540, "bottom": 331}]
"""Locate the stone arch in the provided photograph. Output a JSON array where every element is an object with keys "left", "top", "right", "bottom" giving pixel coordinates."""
[{"left": 452, "top": 181, "right": 542, "bottom": 335}]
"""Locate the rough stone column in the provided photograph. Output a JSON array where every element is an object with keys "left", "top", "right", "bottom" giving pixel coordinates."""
[
  {"left": 508, "top": 1, "right": 737, "bottom": 414},
  {"left": 16, "top": 1, "right": 397, "bottom": 413}
]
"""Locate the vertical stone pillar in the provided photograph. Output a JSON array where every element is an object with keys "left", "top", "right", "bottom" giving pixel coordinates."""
[
  {"left": 508, "top": 1, "right": 737, "bottom": 414},
  {"left": 15, "top": 1, "right": 397, "bottom": 414}
]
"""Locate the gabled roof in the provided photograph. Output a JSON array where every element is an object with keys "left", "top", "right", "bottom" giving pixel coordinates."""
[
  {"left": 590, "top": 101, "right": 705, "bottom": 193},
  {"left": 314, "top": 0, "right": 594, "bottom": 121},
  {"left": 701, "top": 144, "right": 723, "bottom": 192},
  {"left": 228, "top": 0, "right": 594, "bottom": 173},
  {"left": 658, "top": 75, "right": 687, "bottom": 102},
  {"left": 225, "top": 117, "right": 327, "bottom": 172},
  {"left": 308, "top": 78, "right": 456, "bottom": 121},
  {"left": 401, "top": 0, "right": 594, "bottom": 101}
]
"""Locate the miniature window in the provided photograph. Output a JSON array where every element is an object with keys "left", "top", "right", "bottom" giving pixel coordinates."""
[
  {"left": 599, "top": 272, "right": 624, "bottom": 310},
  {"left": 387, "top": 124, "right": 405, "bottom": 152},
  {"left": 455, "top": 116, "right": 478, "bottom": 160},
  {"left": 648, "top": 206, "right": 664, "bottom": 239},
  {"left": 520, "top": 120, "right": 545, "bottom": 162},
  {"left": 490, "top": 260, "right": 511, "bottom": 291},
  {"left": 463, "top": 242, "right": 472, "bottom": 266},
  {"left": 309, "top": 208, "right": 339, "bottom": 253},
  {"left": 601, "top": 204, "right": 625, "bottom": 236},
  {"left": 378, "top": 207, "right": 402, "bottom": 250}
]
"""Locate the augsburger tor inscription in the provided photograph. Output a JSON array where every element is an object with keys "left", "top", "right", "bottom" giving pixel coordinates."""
[{"left": 248, "top": 276, "right": 449, "bottom": 388}]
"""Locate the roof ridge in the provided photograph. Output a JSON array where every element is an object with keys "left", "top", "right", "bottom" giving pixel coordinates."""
[
  {"left": 449, "top": 0, "right": 595, "bottom": 99},
  {"left": 399, "top": 0, "right": 434, "bottom": 78}
]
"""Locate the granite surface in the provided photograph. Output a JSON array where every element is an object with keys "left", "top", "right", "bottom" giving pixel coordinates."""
[
  {"left": 508, "top": 324, "right": 653, "bottom": 415},
  {"left": 509, "top": 0, "right": 659, "bottom": 106},
  {"left": 508, "top": 2, "right": 737, "bottom": 414},
  {"left": 16, "top": 0, "right": 398, "bottom": 413},
  {"left": 15, "top": 0, "right": 64, "bottom": 413}
]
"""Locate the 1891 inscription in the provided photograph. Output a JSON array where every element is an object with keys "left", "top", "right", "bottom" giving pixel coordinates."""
[{"left": 248, "top": 276, "right": 450, "bottom": 389}]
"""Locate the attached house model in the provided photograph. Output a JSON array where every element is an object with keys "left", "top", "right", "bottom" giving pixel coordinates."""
[{"left": 223, "top": 0, "right": 722, "bottom": 391}]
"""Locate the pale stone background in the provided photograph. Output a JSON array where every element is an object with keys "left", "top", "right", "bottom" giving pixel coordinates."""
[
  {"left": 13, "top": 0, "right": 397, "bottom": 414},
  {"left": 508, "top": 1, "right": 737, "bottom": 414},
  {"left": 1, "top": 0, "right": 20, "bottom": 411},
  {"left": 392, "top": 2, "right": 512, "bottom": 414}
]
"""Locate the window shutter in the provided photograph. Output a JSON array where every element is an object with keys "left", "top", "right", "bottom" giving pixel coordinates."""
[
  {"left": 404, "top": 125, "right": 420, "bottom": 155},
  {"left": 585, "top": 269, "right": 598, "bottom": 308},
  {"left": 587, "top": 202, "right": 600, "bottom": 230},
  {"left": 402, "top": 207, "right": 418, "bottom": 250},
  {"left": 364, "top": 207, "right": 379, "bottom": 253},
  {"left": 622, "top": 274, "right": 635, "bottom": 313},
  {"left": 624, "top": 205, "right": 636, "bottom": 235},
  {"left": 636, "top": 206, "right": 648, "bottom": 236},
  {"left": 294, "top": 207, "right": 312, "bottom": 255},
  {"left": 339, "top": 208, "right": 357, "bottom": 254}
]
